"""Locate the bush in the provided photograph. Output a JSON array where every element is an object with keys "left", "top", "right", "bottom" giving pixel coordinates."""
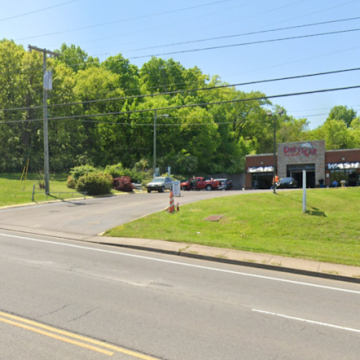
[
  {"left": 104, "top": 163, "right": 142, "bottom": 183},
  {"left": 70, "top": 164, "right": 97, "bottom": 181},
  {"left": 104, "top": 163, "right": 124, "bottom": 179},
  {"left": 113, "top": 176, "right": 134, "bottom": 192},
  {"left": 66, "top": 175, "right": 76, "bottom": 189},
  {"left": 76, "top": 172, "right": 113, "bottom": 196}
]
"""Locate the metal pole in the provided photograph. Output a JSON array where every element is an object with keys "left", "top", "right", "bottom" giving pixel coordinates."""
[
  {"left": 29, "top": 45, "right": 60, "bottom": 195},
  {"left": 273, "top": 116, "right": 276, "bottom": 194},
  {"left": 153, "top": 110, "right": 157, "bottom": 179},
  {"left": 43, "top": 52, "right": 50, "bottom": 195},
  {"left": 302, "top": 170, "right": 307, "bottom": 213}
]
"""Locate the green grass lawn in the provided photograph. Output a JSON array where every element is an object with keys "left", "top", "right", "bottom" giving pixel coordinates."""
[
  {"left": 0, "top": 173, "right": 85, "bottom": 207},
  {"left": 105, "top": 188, "right": 360, "bottom": 266}
]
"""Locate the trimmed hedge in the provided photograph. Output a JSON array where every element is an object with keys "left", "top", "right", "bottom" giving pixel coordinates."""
[{"left": 76, "top": 172, "right": 113, "bottom": 196}]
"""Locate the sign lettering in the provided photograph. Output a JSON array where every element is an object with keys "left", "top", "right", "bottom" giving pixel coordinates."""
[
  {"left": 248, "top": 166, "right": 274, "bottom": 173},
  {"left": 327, "top": 162, "right": 360, "bottom": 170},
  {"left": 283, "top": 144, "right": 317, "bottom": 157}
]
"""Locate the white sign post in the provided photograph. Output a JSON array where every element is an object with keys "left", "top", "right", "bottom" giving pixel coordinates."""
[
  {"left": 302, "top": 170, "right": 307, "bottom": 213},
  {"left": 172, "top": 181, "right": 181, "bottom": 197}
]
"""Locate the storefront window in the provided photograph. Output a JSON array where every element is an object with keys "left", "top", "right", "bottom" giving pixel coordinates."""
[
  {"left": 330, "top": 169, "right": 358, "bottom": 186},
  {"left": 252, "top": 173, "right": 273, "bottom": 189}
]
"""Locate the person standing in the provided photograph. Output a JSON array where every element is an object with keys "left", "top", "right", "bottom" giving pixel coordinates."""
[{"left": 319, "top": 178, "right": 324, "bottom": 188}]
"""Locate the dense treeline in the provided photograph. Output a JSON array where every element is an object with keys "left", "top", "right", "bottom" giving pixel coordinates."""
[{"left": 0, "top": 40, "right": 359, "bottom": 175}]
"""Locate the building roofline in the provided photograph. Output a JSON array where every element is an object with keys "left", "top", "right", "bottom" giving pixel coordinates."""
[
  {"left": 245, "top": 153, "right": 274, "bottom": 157},
  {"left": 325, "top": 148, "right": 360, "bottom": 152},
  {"left": 277, "top": 140, "right": 324, "bottom": 145}
]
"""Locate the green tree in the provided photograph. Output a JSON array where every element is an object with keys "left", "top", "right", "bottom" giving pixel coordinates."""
[
  {"left": 327, "top": 105, "right": 357, "bottom": 128},
  {"left": 101, "top": 54, "right": 140, "bottom": 94}
]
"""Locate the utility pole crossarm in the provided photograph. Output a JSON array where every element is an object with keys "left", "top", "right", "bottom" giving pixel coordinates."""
[{"left": 28, "top": 45, "right": 60, "bottom": 58}]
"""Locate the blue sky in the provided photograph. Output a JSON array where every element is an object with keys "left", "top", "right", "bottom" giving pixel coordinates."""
[{"left": 1, "top": 0, "right": 360, "bottom": 129}]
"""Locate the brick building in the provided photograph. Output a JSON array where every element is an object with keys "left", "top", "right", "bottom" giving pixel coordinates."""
[{"left": 245, "top": 140, "right": 360, "bottom": 189}]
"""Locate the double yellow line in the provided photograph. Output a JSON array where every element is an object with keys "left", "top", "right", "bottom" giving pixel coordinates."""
[{"left": 0, "top": 311, "right": 159, "bottom": 359}]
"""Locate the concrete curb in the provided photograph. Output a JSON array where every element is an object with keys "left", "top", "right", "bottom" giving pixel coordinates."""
[
  {"left": 86, "top": 237, "right": 360, "bottom": 285},
  {"left": 1, "top": 222, "right": 359, "bottom": 284}
]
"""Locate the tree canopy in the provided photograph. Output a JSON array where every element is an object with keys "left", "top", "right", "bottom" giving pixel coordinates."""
[{"left": 1, "top": 40, "right": 359, "bottom": 175}]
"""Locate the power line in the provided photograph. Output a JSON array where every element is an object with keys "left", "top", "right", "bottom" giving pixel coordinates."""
[
  {"left": 0, "top": 0, "right": 79, "bottom": 22},
  {"left": 44, "top": 25, "right": 360, "bottom": 70},
  {"left": 2, "top": 84, "right": 360, "bottom": 124},
  {"left": 69, "top": 0, "right": 260, "bottom": 49},
  {"left": 57, "top": 0, "right": 303, "bottom": 50},
  {"left": 72, "top": 0, "right": 357, "bottom": 53},
  {"left": 58, "top": 43, "right": 360, "bottom": 96},
  {"left": 2, "top": 19, "right": 360, "bottom": 79},
  {"left": 14, "top": 0, "right": 237, "bottom": 41},
  {"left": 101, "top": 16, "right": 360, "bottom": 55},
  {"left": 124, "top": 27, "right": 360, "bottom": 60},
  {"left": 2, "top": 66, "right": 360, "bottom": 113}
]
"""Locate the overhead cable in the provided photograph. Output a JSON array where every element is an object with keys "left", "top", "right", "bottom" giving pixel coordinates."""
[
  {"left": 124, "top": 27, "right": 360, "bottom": 60},
  {"left": 14, "top": 0, "right": 238, "bottom": 41},
  {"left": 1, "top": 84, "right": 360, "bottom": 124},
  {"left": 0, "top": 0, "right": 79, "bottom": 22},
  {"left": 2, "top": 66, "right": 360, "bottom": 113},
  {"left": 102, "top": 16, "right": 360, "bottom": 55}
]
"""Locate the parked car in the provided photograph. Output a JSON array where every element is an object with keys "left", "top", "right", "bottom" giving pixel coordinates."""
[
  {"left": 215, "top": 178, "right": 233, "bottom": 190},
  {"left": 146, "top": 177, "right": 173, "bottom": 193},
  {"left": 132, "top": 182, "right": 143, "bottom": 191},
  {"left": 180, "top": 177, "right": 219, "bottom": 191},
  {"left": 276, "top": 177, "right": 298, "bottom": 189}
]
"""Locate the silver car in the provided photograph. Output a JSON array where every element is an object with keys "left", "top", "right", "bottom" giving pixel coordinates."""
[{"left": 146, "top": 177, "right": 173, "bottom": 193}]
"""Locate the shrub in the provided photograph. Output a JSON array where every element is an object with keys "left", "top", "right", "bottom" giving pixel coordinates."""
[
  {"left": 66, "top": 175, "right": 76, "bottom": 189},
  {"left": 104, "top": 163, "right": 142, "bottom": 183},
  {"left": 104, "top": 163, "right": 124, "bottom": 179},
  {"left": 70, "top": 164, "right": 97, "bottom": 181},
  {"left": 76, "top": 172, "right": 113, "bottom": 196},
  {"left": 113, "top": 176, "right": 134, "bottom": 192}
]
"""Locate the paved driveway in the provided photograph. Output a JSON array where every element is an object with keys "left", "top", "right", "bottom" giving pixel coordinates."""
[{"left": 0, "top": 189, "right": 271, "bottom": 239}]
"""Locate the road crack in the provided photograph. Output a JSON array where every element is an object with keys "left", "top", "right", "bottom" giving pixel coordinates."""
[
  {"left": 37, "top": 304, "right": 69, "bottom": 318},
  {"left": 68, "top": 307, "right": 98, "bottom": 322}
]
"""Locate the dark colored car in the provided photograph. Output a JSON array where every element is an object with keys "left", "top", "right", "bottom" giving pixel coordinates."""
[
  {"left": 215, "top": 178, "right": 233, "bottom": 190},
  {"left": 276, "top": 177, "right": 298, "bottom": 189}
]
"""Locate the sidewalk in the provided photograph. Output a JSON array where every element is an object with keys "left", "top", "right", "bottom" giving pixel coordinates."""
[{"left": 87, "top": 235, "right": 360, "bottom": 283}]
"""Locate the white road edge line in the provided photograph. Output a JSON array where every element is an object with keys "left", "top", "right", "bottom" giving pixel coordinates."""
[
  {"left": 1, "top": 232, "right": 360, "bottom": 295},
  {"left": 252, "top": 309, "right": 360, "bottom": 334}
]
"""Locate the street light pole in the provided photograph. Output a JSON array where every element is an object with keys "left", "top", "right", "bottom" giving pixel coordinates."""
[
  {"left": 153, "top": 111, "right": 169, "bottom": 178},
  {"left": 153, "top": 110, "right": 157, "bottom": 179}
]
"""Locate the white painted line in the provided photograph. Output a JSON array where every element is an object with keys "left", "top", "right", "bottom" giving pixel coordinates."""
[
  {"left": 1, "top": 232, "right": 360, "bottom": 295},
  {"left": 252, "top": 309, "right": 360, "bottom": 334}
]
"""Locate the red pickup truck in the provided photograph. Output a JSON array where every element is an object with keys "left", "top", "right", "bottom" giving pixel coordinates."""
[{"left": 180, "top": 177, "right": 219, "bottom": 191}]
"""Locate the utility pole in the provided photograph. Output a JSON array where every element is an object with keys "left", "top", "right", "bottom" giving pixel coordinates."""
[{"left": 28, "top": 45, "right": 60, "bottom": 195}]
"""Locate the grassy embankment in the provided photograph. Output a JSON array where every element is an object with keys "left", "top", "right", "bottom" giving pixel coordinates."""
[{"left": 106, "top": 188, "right": 360, "bottom": 266}]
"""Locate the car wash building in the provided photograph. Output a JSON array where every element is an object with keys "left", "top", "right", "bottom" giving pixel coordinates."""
[{"left": 245, "top": 140, "right": 360, "bottom": 189}]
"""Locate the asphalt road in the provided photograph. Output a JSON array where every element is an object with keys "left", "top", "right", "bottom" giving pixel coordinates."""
[
  {"left": 1, "top": 230, "right": 360, "bottom": 360},
  {"left": 0, "top": 189, "right": 270, "bottom": 239}
]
